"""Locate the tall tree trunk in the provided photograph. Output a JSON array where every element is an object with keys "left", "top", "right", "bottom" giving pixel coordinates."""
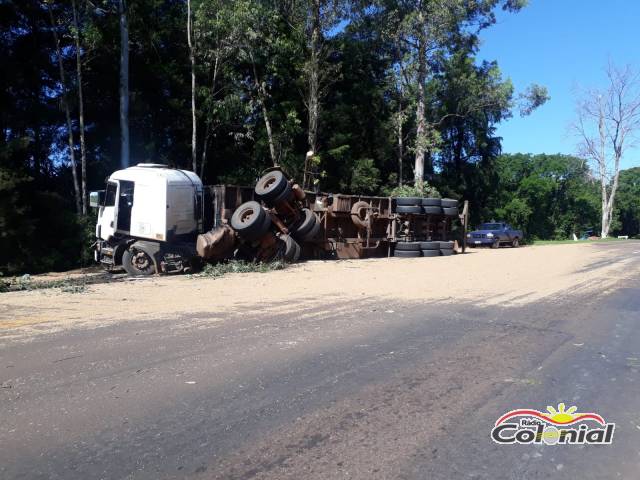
[
  {"left": 187, "top": 0, "right": 197, "bottom": 173},
  {"left": 304, "top": 0, "right": 321, "bottom": 188},
  {"left": 119, "top": 0, "right": 130, "bottom": 169},
  {"left": 250, "top": 55, "right": 277, "bottom": 165},
  {"left": 71, "top": 0, "right": 87, "bottom": 215},
  {"left": 200, "top": 55, "right": 219, "bottom": 181},
  {"left": 598, "top": 96, "right": 609, "bottom": 238},
  {"left": 414, "top": 35, "right": 427, "bottom": 190},
  {"left": 397, "top": 106, "right": 403, "bottom": 187},
  {"left": 47, "top": 3, "right": 81, "bottom": 214}
]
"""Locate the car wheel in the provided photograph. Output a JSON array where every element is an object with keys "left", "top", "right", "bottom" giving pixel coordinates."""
[
  {"left": 512, "top": 238, "right": 520, "bottom": 248},
  {"left": 491, "top": 240, "right": 500, "bottom": 249}
]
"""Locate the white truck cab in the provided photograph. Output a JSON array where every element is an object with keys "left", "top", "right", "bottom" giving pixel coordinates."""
[{"left": 90, "top": 163, "right": 204, "bottom": 275}]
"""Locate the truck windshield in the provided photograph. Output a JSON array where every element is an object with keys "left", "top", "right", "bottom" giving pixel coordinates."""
[{"left": 479, "top": 223, "right": 503, "bottom": 230}]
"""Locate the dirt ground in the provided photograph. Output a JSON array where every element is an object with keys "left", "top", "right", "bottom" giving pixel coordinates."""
[{"left": 1, "top": 242, "right": 638, "bottom": 344}]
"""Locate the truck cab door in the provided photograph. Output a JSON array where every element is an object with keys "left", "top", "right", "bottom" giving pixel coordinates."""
[{"left": 97, "top": 181, "right": 118, "bottom": 240}]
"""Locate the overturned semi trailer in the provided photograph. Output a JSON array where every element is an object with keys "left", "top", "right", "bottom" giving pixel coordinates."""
[{"left": 202, "top": 172, "right": 469, "bottom": 260}]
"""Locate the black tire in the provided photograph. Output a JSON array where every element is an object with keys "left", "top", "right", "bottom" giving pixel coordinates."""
[
  {"left": 512, "top": 238, "right": 520, "bottom": 248},
  {"left": 271, "top": 182, "right": 293, "bottom": 205},
  {"left": 440, "top": 248, "right": 454, "bottom": 256},
  {"left": 423, "top": 206, "right": 443, "bottom": 215},
  {"left": 394, "top": 197, "right": 421, "bottom": 206},
  {"left": 231, "top": 201, "right": 267, "bottom": 239},
  {"left": 491, "top": 240, "right": 500, "bottom": 249},
  {"left": 255, "top": 170, "right": 287, "bottom": 202},
  {"left": 122, "top": 248, "right": 155, "bottom": 276},
  {"left": 421, "top": 198, "right": 442, "bottom": 206},
  {"left": 420, "top": 241, "right": 440, "bottom": 250},
  {"left": 395, "top": 241, "right": 421, "bottom": 251},
  {"left": 441, "top": 198, "right": 459, "bottom": 208},
  {"left": 443, "top": 207, "right": 458, "bottom": 216},
  {"left": 394, "top": 250, "right": 422, "bottom": 258},
  {"left": 294, "top": 208, "right": 318, "bottom": 238},
  {"left": 281, "top": 234, "right": 301, "bottom": 262},
  {"left": 439, "top": 241, "right": 454, "bottom": 249},
  {"left": 422, "top": 249, "right": 440, "bottom": 257},
  {"left": 396, "top": 205, "right": 423, "bottom": 214},
  {"left": 303, "top": 218, "right": 322, "bottom": 241}
]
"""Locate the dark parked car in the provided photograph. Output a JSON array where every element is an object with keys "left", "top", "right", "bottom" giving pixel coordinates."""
[{"left": 467, "top": 222, "right": 523, "bottom": 248}]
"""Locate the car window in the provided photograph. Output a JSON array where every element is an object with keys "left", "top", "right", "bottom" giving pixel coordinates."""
[{"left": 104, "top": 182, "right": 117, "bottom": 207}]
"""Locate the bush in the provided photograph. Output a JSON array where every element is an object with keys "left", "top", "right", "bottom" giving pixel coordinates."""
[{"left": 385, "top": 183, "right": 440, "bottom": 198}]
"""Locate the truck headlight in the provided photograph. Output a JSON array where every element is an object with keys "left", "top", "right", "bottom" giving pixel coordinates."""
[
  {"left": 486, "top": 233, "right": 494, "bottom": 238},
  {"left": 466, "top": 233, "right": 471, "bottom": 238}
]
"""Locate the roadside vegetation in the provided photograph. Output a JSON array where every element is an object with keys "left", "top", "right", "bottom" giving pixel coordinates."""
[{"left": 197, "top": 260, "right": 287, "bottom": 279}]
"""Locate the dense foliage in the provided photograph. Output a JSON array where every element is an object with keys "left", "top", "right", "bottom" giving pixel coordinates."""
[{"left": 0, "top": 1, "right": 636, "bottom": 274}]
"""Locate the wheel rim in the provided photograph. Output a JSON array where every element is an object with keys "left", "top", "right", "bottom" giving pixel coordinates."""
[
  {"left": 240, "top": 208, "right": 255, "bottom": 224},
  {"left": 132, "top": 250, "right": 151, "bottom": 270}
]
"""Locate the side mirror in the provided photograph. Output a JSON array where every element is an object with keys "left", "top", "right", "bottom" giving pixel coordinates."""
[{"left": 90, "top": 190, "right": 105, "bottom": 208}]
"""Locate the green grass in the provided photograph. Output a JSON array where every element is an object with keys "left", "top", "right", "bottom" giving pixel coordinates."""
[
  {"left": 0, "top": 275, "right": 88, "bottom": 294},
  {"left": 531, "top": 237, "right": 632, "bottom": 246},
  {"left": 197, "top": 260, "right": 287, "bottom": 278}
]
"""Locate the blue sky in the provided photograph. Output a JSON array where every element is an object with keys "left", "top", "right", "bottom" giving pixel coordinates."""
[{"left": 478, "top": 0, "right": 640, "bottom": 169}]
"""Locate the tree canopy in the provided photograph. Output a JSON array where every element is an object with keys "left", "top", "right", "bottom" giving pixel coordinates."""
[{"left": 0, "top": 0, "right": 635, "bottom": 274}]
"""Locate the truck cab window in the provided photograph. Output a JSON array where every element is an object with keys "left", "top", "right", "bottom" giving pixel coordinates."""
[
  {"left": 104, "top": 182, "right": 117, "bottom": 207},
  {"left": 116, "top": 180, "right": 135, "bottom": 232}
]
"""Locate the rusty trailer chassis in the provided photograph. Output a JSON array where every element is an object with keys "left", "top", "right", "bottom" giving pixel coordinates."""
[{"left": 206, "top": 184, "right": 470, "bottom": 260}]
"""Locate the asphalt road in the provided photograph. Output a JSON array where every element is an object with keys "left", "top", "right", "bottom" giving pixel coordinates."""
[{"left": 2, "top": 243, "right": 640, "bottom": 479}]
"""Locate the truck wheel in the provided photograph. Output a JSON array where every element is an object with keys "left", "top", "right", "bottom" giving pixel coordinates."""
[
  {"left": 394, "top": 250, "right": 422, "bottom": 258},
  {"left": 394, "top": 197, "right": 421, "bottom": 206},
  {"left": 122, "top": 248, "right": 155, "bottom": 276},
  {"left": 491, "top": 240, "right": 500, "bottom": 249},
  {"left": 396, "top": 205, "right": 423, "bottom": 214},
  {"left": 442, "top": 207, "right": 458, "bottom": 216},
  {"left": 350, "top": 201, "right": 370, "bottom": 229},
  {"left": 422, "top": 206, "right": 442, "bottom": 215},
  {"left": 231, "top": 201, "right": 268, "bottom": 240},
  {"left": 255, "top": 170, "right": 287, "bottom": 202},
  {"left": 395, "top": 241, "right": 421, "bottom": 251},
  {"left": 512, "top": 238, "right": 520, "bottom": 248},
  {"left": 294, "top": 208, "right": 317, "bottom": 239},
  {"left": 302, "top": 217, "right": 322, "bottom": 241}
]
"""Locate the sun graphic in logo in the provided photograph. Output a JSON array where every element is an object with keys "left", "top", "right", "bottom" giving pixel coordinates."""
[
  {"left": 494, "top": 402, "right": 606, "bottom": 427},
  {"left": 543, "top": 403, "right": 578, "bottom": 424}
]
